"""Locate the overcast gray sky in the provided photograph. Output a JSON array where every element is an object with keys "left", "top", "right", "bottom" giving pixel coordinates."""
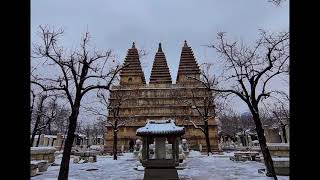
[{"left": 31, "top": 0, "right": 289, "bottom": 122}]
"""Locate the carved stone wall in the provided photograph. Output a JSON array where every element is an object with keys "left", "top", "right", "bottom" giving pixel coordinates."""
[{"left": 104, "top": 84, "right": 219, "bottom": 152}]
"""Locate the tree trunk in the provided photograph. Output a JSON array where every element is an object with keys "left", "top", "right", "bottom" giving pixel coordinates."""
[
  {"left": 31, "top": 95, "right": 47, "bottom": 146},
  {"left": 204, "top": 121, "right": 212, "bottom": 155},
  {"left": 251, "top": 111, "right": 277, "bottom": 179},
  {"left": 31, "top": 122, "right": 40, "bottom": 147},
  {"left": 48, "top": 123, "right": 52, "bottom": 135},
  {"left": 243, "top": 130, "right": 247, "bottom": 146},
  {"left": 58, "top": 110, "right": 79, "bottom": 180},
  {"left": 36, "top": 131, "right": 42, "bottom": 147},
  {"left": 113, "top": 130, "right": 118, "bottom": 160},
  {"left": 31, "top": 110, "right": 44, "bottom": 147},
  {"left": 282, "top": 125, "right": 287, "bottom": 143}
]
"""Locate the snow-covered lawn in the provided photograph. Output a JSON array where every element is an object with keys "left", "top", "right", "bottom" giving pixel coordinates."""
[{"left": 32, "top": 151, "right": 289, "bottom": 180}]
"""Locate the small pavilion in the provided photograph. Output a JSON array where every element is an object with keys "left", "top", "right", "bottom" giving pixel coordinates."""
[{"left": 136, "top": 119, "right": 185, "bottom": 180}]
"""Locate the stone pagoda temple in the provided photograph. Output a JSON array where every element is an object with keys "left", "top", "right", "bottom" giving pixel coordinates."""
[{"left": 104, "top": 41, "right": 219, "bottom": 152}]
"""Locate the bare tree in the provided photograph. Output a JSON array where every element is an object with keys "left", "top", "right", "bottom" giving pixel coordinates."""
[
  {"left": 41, "top": 95, "right": 61, "bottom": 135},
  {"left": 84, "top": 88, "right": 136, "bottom": 160},
  {"left": 262, "top": 91, "right": 289, "bottom": 143},
  {"left": 30, "top": 90, "right": 36, "bottom": 117},
  {"left": 192, "top": 30, "right": 289, "bottom": 178},
  {"left": 30, "top": 93, "right": 48, "bottom": 147},
  {"left": 181, "top": 63, "right": 223, "bottom": 155},
  {"left": 91, "top": 117, "right": 106, "bottom": 145},
  {"left": 52, "top": 106, "right": 70, "bottom": 135},
  {"left": 219, "top": 107, "right": 242, "bottom": 138},
  {"left": 31, "top": 25, "right": 123, "bottom": 179}
]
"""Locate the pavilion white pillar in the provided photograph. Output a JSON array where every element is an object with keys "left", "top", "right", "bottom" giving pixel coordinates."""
[{"left": 155, "top": 137, "right": 166, "bottom": 159}]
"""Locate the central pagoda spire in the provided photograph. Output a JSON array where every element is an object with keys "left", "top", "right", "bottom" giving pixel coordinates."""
[
  {"left": 149, "top": 43, "right": 172, "bottom": 84},
  {"left": 158, "top": 42, "right": 163, "bottom": 52}
]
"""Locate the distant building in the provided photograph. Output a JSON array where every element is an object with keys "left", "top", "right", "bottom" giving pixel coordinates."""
[{"left": 104, "top": 41, "right": 219, "bottom": 152}]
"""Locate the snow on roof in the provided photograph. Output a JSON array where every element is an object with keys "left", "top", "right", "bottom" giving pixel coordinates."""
[{"left": 136, "top": 119, "right": 185, "bottom": 136}]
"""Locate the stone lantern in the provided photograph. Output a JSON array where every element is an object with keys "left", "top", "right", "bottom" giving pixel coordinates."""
[{"left": 136, "top": 119, "right": 185, "bottom": 180}]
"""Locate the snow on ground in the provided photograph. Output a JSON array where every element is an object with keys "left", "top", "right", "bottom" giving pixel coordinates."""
[
  {"left": 267, "top": 143, "right": 289, "bottom": 147},
  {"left": 31, "top": 147, "right": 56, "bottom": 150},
  {"left": 32, "top": 151, "right": 289, "bottom": 180}
]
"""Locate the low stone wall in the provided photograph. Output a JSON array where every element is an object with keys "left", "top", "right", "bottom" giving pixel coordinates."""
[
  {"left": 31, "top": 147, "right": 56, "bottom": 163},
  {"left": 267, "top": 143, "right": 289, "bottom": 157},
  {"left": 273, "top": 157, "right": 289, "bottom": 176}
]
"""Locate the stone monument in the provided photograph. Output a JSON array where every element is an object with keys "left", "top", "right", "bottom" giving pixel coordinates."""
[{"left": 181, "top": 139, "right": 189, "bottom": 157}]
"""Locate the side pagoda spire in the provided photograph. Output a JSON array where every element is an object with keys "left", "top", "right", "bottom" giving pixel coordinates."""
[
  {"left": 149, "top": 43, "right": 172, "bottom": 84},
  {"left": 176, "top": 40, "right": 201, "bottom": 84},
  {"left": 119, "top": 42, "right": 146, "bottom": 85}
]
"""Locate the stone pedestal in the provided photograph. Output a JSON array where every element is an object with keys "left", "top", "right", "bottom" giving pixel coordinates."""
[{"left": 144, "top": 168, "right": 179, "bottom": 180}]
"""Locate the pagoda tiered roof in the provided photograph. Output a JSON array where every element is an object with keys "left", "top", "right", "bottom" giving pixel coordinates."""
[
  {"left": 176, "top": 40, "right": 201, "bottom": 83},
  {"left": 149, "top": 43, "right": 172, "bottom": 84},
  {"left": 120, "top": 42, "right": 146, "bottom": 84}
]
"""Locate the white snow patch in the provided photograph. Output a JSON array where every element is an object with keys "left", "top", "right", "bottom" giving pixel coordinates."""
[
  {"left": 188, "top": 150, "right": 202, "bottom": 157},
  {"left": 31, "top": 147, "right": 56, "bottom": 151},
  {"left": 267, "top": 143, "right": 289, "bottom": 147},
  {"left": 272, "top": 157, "right": 289, "bottom": 161},
  {"left": 31, "top": 152, "right": 289, "bottom": 180}
]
